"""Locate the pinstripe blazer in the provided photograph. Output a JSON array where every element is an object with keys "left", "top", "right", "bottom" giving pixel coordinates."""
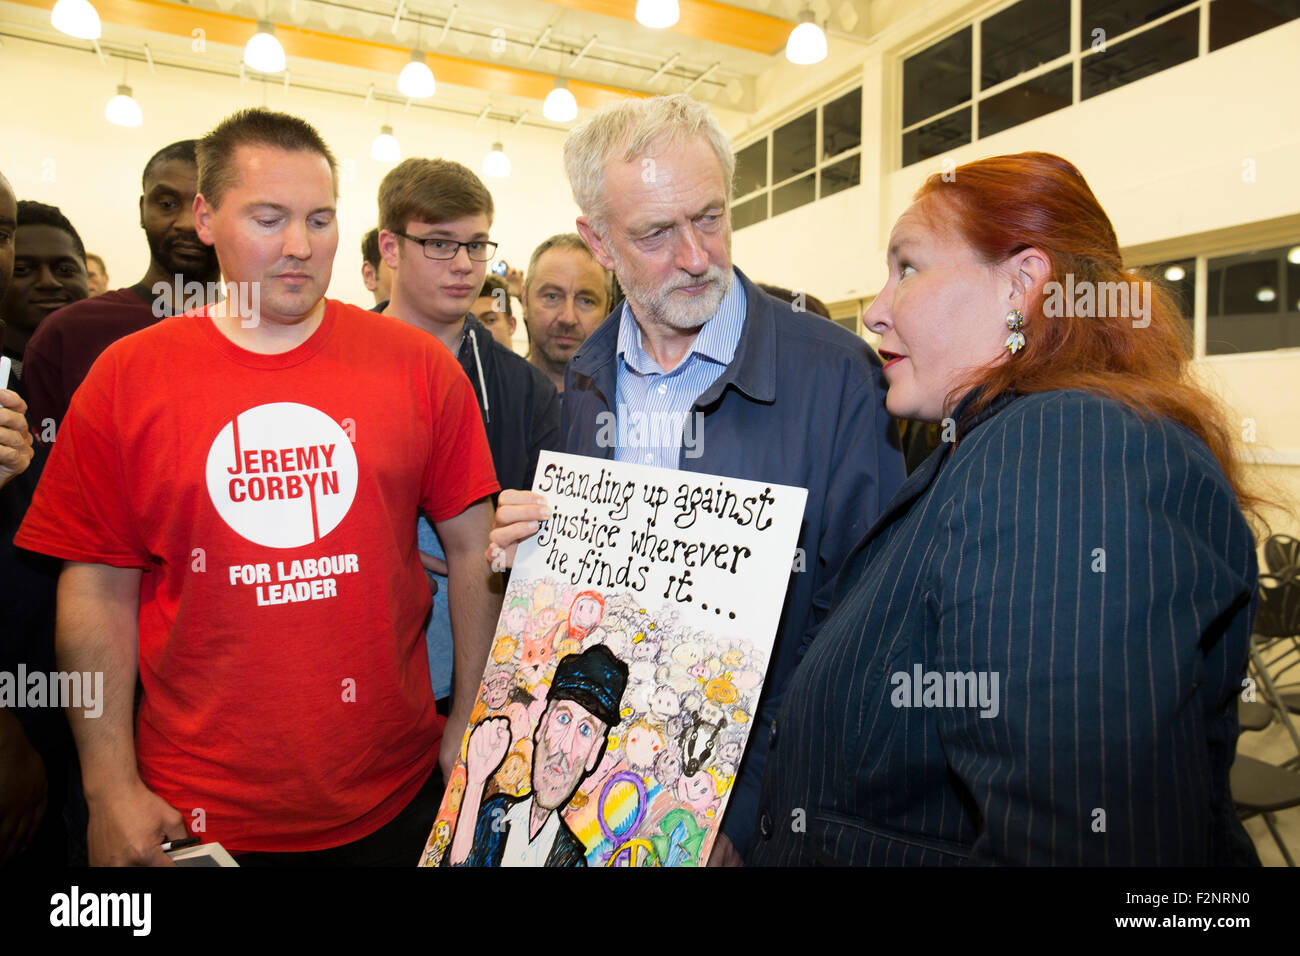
[{"left": 749, "top": 389, "right": 1260, "bottom": 866}]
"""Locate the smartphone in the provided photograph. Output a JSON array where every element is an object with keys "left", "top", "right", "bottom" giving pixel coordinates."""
[{"left": 491, "top": 260, "right": 508, "bottom": 277}]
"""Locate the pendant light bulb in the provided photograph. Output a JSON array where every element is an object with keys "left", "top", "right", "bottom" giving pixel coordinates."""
[
  {"left": 244, "top": 21, "right": 286, "bottom": 74},
  {"left": 786, "top": 10, "right": 828, "bottom": 65},
  {"left": 51, "top": 0, "right": 102, "bottom": 40},
  {"left": 482, "top": 142, "right": 511, "bottom": 179},
  {"left": 543, "top": 77, "right": 578, "bottom": 123},
  {"left": 398, "top": 50, "right": 436, "bottom": 99},
  {"left": 105, "top": 84, "right": 143, "bottom": 127}
]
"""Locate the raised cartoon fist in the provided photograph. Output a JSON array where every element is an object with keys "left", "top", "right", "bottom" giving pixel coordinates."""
[{"left": 464, "top": 716, "right": 512, "bottom": 786}]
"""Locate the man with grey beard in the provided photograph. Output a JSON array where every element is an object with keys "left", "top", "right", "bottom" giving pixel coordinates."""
[{"left": 487, "top": 94, "right": 905, "bottom": 865}]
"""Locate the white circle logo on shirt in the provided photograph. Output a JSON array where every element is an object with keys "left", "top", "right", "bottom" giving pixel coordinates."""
[{"left": 205, "top": 402, "right": 358, "bottom": 548}]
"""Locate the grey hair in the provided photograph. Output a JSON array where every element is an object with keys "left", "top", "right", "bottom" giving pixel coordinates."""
[
  {"left": 562, "top": 94, "right": 735, "bottom": 231},
  {"left": 523, "top": 232, "right": 613, "bottom": 309}
]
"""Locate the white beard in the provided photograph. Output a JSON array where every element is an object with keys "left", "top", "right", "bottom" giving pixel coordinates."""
[{"left": 611, "top": 255, "right": 733, "bottom": 332}]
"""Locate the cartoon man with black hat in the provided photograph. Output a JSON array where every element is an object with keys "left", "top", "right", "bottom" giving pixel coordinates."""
[{"left": 447, "top": 644, "right": 628, "bottom": 866}]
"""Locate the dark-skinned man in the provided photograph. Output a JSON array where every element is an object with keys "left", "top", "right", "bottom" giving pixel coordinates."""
[
  {"left": 0, "top": 171, "right": 66, "bottom": 866},
  {"left": 22, "top": 139, "right": 221, "bottom": 436}
]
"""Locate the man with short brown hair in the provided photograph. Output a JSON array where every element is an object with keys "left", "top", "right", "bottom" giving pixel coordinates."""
[{"left": 19, "top": 108, "right": 502, "bottom": 865}]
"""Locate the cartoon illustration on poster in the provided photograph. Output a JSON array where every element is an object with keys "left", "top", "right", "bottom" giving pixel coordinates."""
[{"left": 419, "top": 450, "right": 807, "bottom": 867}]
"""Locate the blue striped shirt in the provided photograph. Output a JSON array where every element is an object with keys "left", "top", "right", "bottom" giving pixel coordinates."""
[{"left": 613, "top": 272, "right": 745, "bottom": 470}]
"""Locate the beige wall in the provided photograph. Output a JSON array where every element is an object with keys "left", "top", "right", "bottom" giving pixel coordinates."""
[
  {"left": 729, "top": 15, "right": 1300, "bottom": 536},
  {"left": 0, "top": 38, "right": 582, "bottom": 310}
]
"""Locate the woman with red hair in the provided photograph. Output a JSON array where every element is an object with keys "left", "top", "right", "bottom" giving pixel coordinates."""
[{"left": 749, "top": 152, "right": 1262, "bottom": 866}]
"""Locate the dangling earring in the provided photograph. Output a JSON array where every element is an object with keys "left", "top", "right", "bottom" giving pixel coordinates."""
[{"left": 1004, "top": 309, "right": 1025, "bottom": 354}]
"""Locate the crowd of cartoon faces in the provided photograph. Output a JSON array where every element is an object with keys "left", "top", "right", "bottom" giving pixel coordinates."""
[{"left": 421, "top": 579, "right": 764, "bottom": 865}]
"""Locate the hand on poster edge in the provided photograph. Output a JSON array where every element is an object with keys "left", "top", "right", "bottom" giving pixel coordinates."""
[{"left": 485, "top": 490, "right": 551, "bottom": 572}]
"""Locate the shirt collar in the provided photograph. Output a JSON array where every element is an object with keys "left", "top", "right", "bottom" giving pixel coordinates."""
[
  {"left": 616, "top": 270, "right": 745, "bottom": 375},
  {"left": 505, "top": 797, "right": 562, "bottom": 852}
]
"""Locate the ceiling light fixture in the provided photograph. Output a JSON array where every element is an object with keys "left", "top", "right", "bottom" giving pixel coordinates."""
[
  {"left": 482, "top": 141, "right": 511, "bottom": 178},
  {"left": 398, "top": 49, "right": 436, "bottom": 98},
  {"left": 542, "top": 76, "right": 577, "bottom": 122},
  {"left": 635, "top": 0, "right": 679, "bottom": 29},
  {"left": 244, "top": 20, "right": 286, "bottom": 74},
  {"left": 1163, "top": 265, "right": 1186, "bottom": 282},
  {"left": 105, "top": 84, "right": 143, "bottom": 127},
  {"left": 370, "top": 124, "right": 401, "bottom": 163},
  {"left": 51, "top": 0, "right": 102, "bottom": 39},
  {"left": 786, "top": 9, "right": 827, "bottom": 65}
]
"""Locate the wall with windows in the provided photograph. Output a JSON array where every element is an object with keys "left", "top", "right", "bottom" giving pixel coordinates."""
[{"left": 727, "top": 1, "right": 1300, "bottom": 530}]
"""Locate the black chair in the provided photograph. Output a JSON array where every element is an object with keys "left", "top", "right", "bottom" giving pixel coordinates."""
[
  {"left": 1240, "top": 700, "right": 1274, "bottom": 732},
  {"left": 1231, "top": 756, "right": 1300, "bottom": 866},
  {"left": 1264, "top": 534, "right": 1300, "bottom": 581},
  {"left": 1233, "top": 573, "right": 1300, "bottom": 865},
  {"left": 1252, "top": 574, "right": 1300, "bottom": 733}
]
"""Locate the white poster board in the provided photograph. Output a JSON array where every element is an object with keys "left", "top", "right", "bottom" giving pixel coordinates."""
[{"left": 420, "top": 451, "right": 807, "bottom": 867}]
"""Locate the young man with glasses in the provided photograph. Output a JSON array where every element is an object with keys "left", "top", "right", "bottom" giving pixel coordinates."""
[{"left": 378, "top": 158, "right": 559, "bottom": 707}]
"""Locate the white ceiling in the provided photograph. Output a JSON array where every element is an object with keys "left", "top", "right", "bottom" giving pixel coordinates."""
[{"left": 0, "top": 0, "right": 878, "bottom": 129}]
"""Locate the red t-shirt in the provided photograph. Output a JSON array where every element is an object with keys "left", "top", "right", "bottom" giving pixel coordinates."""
[{"left": 16, "top": 299, "right": 499, "bottom": 853}]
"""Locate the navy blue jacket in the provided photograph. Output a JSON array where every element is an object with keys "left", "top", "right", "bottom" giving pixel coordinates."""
[
  {"left": 456, "top": 314, "right": 560, "bottom": 492},
  {"left": 750, "top": 389, "right": 1260, "bottom": 865},
  {"left": 563, "top": 269, "right": 905, "bottom": 855}
]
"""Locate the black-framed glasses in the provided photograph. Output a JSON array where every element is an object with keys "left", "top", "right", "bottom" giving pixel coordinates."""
[{"left": 393, "top": 231, "right": 498, "bottom": 262}]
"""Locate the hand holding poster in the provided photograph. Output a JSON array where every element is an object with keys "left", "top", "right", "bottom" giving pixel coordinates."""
[{"left": 419, "top": 450, "right": 807, "bottom": 867}]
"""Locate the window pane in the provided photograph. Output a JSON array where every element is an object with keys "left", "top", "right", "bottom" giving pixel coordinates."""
[
  {"left": 1210, "top": 0, "right": 1300, "bottom": 51},
  {"left": 734, "top": 139, "right": 767, "bottom": 198},
  {"left": 1136, "top": 258, "right": 1195, "bottom": 354},
  {"left": 1081, "top": 10, "right": 1198, "bottom": 100},
  {"left": 1205, "top": 244, "right": 1300, "bottom": 355},
  {"left": 822, "top": 87, "right": 861, "bottom": 160},
  {"left": 772, "top": 174, "right": 815, "bottom": 217},
  {"left": 902, "top": 108, "right": 971, "bottom": 167},
  {"left": 820, "top": 154, "right": 860, "bottom": 199},
  {"left": 903, "top": 28, "right": 972, "bottom": 128},
  {"left": 978, "top": 64, "right": 1072, "bottom": 138},
  {"left": 732, "top": 194, "right": 767, "bottom": 230},
  {"left": 772, "top": 111, "right": 816, "bottom": 183},
  {"left": 1081, "top": 0, "right": 1196, "bottom": 46},
  {"left": 981, "top": 0, "right": 1070, "bottom": 90}
]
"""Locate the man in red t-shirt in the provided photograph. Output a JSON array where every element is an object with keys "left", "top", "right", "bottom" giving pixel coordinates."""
[
  {"left": 22, "top": 139, "right": 222, "bottom": 438},
  {"left": 16, "top": 109, "right": 502, "bottom": 865}
]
